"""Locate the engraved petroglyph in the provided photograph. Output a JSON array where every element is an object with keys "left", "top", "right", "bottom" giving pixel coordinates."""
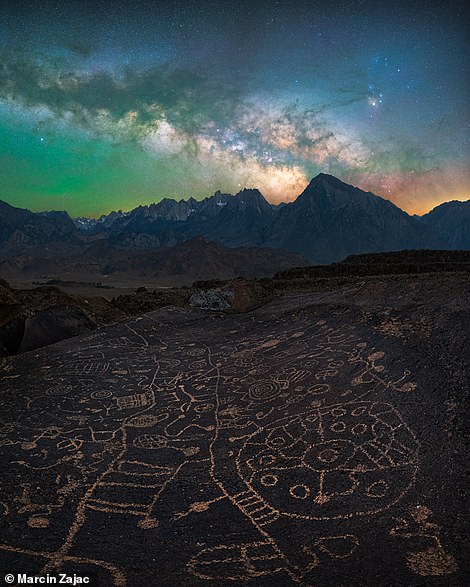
[
  {"left": 1, "top": 299, "right": 456, "bottom": 586},
  {"left": 390, "top": 505, "right": 458, "bottom": 576}
]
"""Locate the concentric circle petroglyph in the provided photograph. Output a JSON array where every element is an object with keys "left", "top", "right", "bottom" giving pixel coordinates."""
[
  {"left": 2, "top": 299, "right": 454, "bottom": 587},
  {"left": 238, "top": 401, "right": 419, "bottom": 520},
  {"left": 91, "top": 390, "right": 113, "bottom": 399},
  {"left": 248, "top": 380, "right": 280, "bottom": 402}
]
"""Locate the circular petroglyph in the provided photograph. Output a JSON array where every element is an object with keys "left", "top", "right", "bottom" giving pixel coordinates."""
[
  {"left": 127, "top": 414, "right": 160, "bottom": 428},
  {"left": 352, "top": 423, "right": 368, "bottom": 435},
  {"left": 351, "top": 405, "right": 368, "bottom": 416},
  {"left": 261, "top": 475, "right": 278, "bottom": 487},
  {"left": 187, "top": 348, "right": 205, "bottom": 357},
  {"left": 161, "top": 359, "right": 182, "bottom": 367},
  {"left": 289, "top": 484, "right": 311, "bottom": 499},
  {"left": 330, "top": 421, "right": 346, "bottom": 433},
  {"left": 365, "top": 480, "right": 388, "bottom": 498},
  {"left": 317, "top": 447, "right": 342, "bottom": 464},
  {"left": 308, "top": 383, "right": 330, "bottom": 395},
  {"left": 331, "top": 407, "right": 347, "bottom": 417},
  {"left": 248, "top": 380, "right": 280, "bottom": 403},
  {"left": 259, "top": 454, "right": 276, "bottom": 466},
  {"left": 238, "top": 401, "right": 419, "bottom": 520},
  {"left": 189, "top": 360, "right": 207, "bottom": 370},
  {"left": 268, "top": 435, "right": 288, "bottom": 448},
  {"left": 91, "top": 390, "right": 113, "bottom": 400},
  {"left": 46, "top": 385, "right": 73, "bottom": 396}
]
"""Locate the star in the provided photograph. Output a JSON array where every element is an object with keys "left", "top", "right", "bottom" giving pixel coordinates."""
[{"left": 0, "top": 0, "right": 467, "bottom": 216}]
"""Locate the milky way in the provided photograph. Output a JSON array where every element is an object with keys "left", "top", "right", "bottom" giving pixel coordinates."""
[{"left": 0, "top": 0, "right": 468, "bottom": 216}]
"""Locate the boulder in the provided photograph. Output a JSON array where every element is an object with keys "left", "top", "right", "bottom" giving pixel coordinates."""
[
  {"left": 190, "top": 278, "right": 273, "bottom": 313},
  {"left": 18, "top": 306, "right": 96, "bottom": 353}
]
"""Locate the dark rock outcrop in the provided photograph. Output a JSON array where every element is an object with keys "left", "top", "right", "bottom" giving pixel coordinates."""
[
  {"left": 0, "top": 283, "right": 127, "bottom": 354},
  {"left": 0, "top": 273, "right": 467, "bottom": 586}
]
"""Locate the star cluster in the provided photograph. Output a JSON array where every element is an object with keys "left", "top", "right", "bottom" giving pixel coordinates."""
[{"left": 0, "top": 0, "right": 468, "bottom": 216}]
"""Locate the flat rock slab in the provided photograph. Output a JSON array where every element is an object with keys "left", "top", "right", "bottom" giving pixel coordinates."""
[{"left": 0, "top": 276, "right": 468, "bottom": 586}]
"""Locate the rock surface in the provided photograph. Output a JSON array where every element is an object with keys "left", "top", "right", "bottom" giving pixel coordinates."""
[
  {"left": 0, "top": 283, "right": 127, "bottom": 354},
  {"left": 0, "top": 274, "right": 468, "bottom": 586}
]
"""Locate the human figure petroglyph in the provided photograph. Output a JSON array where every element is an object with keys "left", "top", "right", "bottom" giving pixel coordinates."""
[
  {"left": 186, "top": 319, "right": 421, "bottom": 583},
  {"left": 0, "top": 309, "right": 424, "bottom": 585}
]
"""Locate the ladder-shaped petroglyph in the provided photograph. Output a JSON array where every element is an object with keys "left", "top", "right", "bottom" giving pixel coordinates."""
[{"left": 0, "top": 309, "right": 424, "bottom": 585}]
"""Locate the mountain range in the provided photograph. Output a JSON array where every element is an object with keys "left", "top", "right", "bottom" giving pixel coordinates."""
[
  {"left": 0, "top": 174, "right": 468, "bottom": 278},
  {"left": 0, "top": 235, "right": 308, "bottom": 283}
]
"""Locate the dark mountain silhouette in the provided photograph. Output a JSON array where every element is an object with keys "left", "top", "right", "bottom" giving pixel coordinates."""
[
  {"left": 0, "top": 200, "right": 78, "bottom": 246},
  {"left": 265, "top": 174, "right": 447, "bottom": 263},
  {"left": 199, "top": 189, "right": 277, "bottom": 247},
  {"left": 106, "top": 191, "right": 232, "bottom": 239},
  {"left": 126, "top": 236, "right": 307, "bottom": 280},
  {"left": 1, "top": 175, "right": 468, "bottom": 266},
  {"left": 74, "top": 209, "right": 129, "bottom": 232},
  {"left": 104, "top": 190, "right": 271, "bottom": 249},
  {"left": 0, "top": 236, "right": 308, "bottom": 282},
  {"left": 75, "top": 174, "right": 463, "bottom": 263},
  {"left": 420, "top": 199, "right": 470, "bottom": 249}
]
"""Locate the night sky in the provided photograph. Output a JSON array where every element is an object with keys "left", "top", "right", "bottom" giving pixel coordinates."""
[{"left": 1, "top": 0, "right": 469, "bottom": 217}]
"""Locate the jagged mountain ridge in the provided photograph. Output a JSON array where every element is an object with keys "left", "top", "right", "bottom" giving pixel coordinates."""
[
  {"left": 1, "top": 174, "right": 469, "bottom": 264},
  {"left": 71, "top": 174, "right": 465, "bottom": 262}
]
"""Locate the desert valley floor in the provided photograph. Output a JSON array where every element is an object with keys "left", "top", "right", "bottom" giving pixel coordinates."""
[{"left": 0, "top": 275, "right": 468, "bottom": 586}]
